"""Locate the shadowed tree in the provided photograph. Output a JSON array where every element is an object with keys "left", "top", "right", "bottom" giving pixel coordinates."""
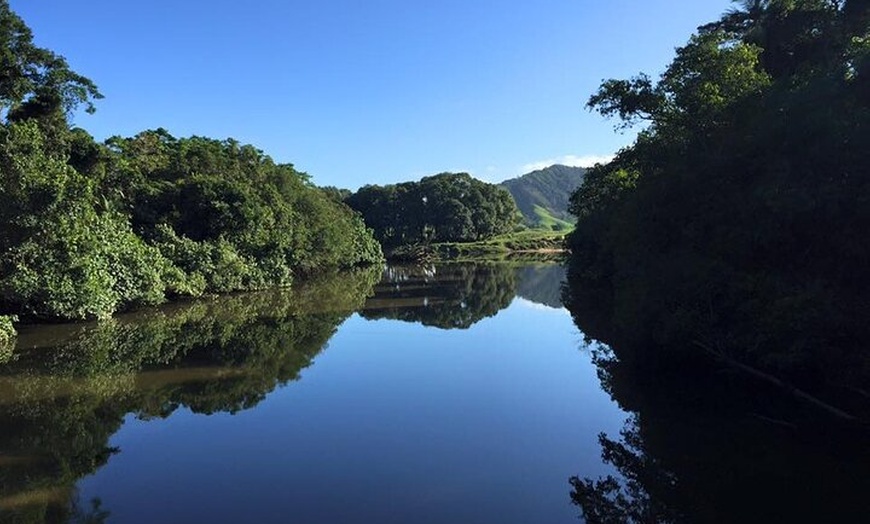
[{"left": 566, "top": 0, "right": 870, "bottom": 430}]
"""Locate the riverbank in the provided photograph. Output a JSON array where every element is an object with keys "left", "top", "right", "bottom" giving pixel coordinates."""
[{"left": 385, "top": 230, "right": 568, "bottom": 263}]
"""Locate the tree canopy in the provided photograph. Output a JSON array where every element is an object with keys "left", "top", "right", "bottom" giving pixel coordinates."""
[
  {"left": 565, "top": 0, "right": 870, "bottom": 416},
  {"left": 0, "top": 0, "right": 102, "bottom": 120},
  {"left": 0, "top": 2, "right": 382, "bottom": 321},
  {"left": 346, "top": 172, "right": 521, "bottom": 247}
]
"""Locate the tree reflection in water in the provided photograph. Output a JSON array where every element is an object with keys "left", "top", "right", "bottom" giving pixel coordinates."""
[
  {"left": 567, "top": 345, "right": 870, "bottom": 523},
  {"left": 0, "top": 268, "right": 379, "bottom": 524},
  {"left": 0, "top": 262, "right": 572, "bottom": 523},
  {"left": 361, "top": 262, "right": 567, "bottom": 329},
  {"left": 361, "top": 264, "right": 518, "bottom": 329}
]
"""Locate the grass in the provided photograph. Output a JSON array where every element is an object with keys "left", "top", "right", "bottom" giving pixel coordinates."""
[
  {"left": 387, "top": 229, "right": 569, "bottom": 263},
  {"left": 532, "top": 205, "right": 574, "bottom": 231}
]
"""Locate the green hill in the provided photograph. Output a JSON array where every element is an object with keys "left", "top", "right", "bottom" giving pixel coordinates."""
[{"left": 499, "top": 165, "right": 586, "bottom": 229}]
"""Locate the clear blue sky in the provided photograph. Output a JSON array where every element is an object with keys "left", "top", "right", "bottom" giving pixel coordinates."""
[{"left": 13, "top": 1, "right": 734, "bottom": 189}]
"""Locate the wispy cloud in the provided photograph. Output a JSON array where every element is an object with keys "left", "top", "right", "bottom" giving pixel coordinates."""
[{"left": 520, "top": 154, "right": 614, "bottom": 174}]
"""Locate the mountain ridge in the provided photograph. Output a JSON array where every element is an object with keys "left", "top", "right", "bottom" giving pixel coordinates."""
[{"left": 499, "top": 164, "right": 586, "bottom": 229}]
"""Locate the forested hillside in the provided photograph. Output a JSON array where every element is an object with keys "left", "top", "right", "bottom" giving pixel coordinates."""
[
  {"left": 500, "top": 164, "right": 586, "bottom": 229},
  {"left": 0, "top": 1, "right": 382, "bottom": 323}
]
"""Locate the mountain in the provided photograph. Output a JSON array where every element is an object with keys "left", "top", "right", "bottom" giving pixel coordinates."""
[{"left": 499, "top": 164, "right": 586, "bottom": 229}]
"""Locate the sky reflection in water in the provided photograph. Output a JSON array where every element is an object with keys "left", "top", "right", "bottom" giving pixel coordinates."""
[{"left": 1, "top": 263, "right": 627, "bottom": 523}]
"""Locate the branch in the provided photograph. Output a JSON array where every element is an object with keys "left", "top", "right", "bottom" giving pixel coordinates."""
[{"left": 692, "top": 339, "right": 858, "bottom": 423}]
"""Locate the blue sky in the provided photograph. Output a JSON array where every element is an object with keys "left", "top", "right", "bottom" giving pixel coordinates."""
[{"left": 13, "top": 1, "right": 734, "bottom": 189}]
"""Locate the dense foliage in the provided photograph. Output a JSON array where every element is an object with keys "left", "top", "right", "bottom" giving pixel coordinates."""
[
  {"left": 565, "top": 0, "right": 869, "bottom": 424},
  {"left": 346, "top": 172, "right": 521, "bottom": 247},
  {"left": 499, "top": 164, "right": 585, "bottom": 229},
  {"left": 0, "top": 314, "right": 14, "bottom": 360},
  {"left": 103, "top": 130, "right": 383, "bottom": 285},
  {"left": 0, "top": 1, "right": 381, "bottom": 321}
]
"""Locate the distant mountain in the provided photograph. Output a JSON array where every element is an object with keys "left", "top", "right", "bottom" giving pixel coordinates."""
[{"left": 499, "top": 164, "right": 586, "bottom": 229}]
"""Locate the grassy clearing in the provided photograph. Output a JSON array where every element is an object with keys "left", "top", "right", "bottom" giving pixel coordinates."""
[
  {"left": 387, "top": 229, "right": 569, "bottom": 263},
  {"left": 532, "top": 205, "right": 574, "bottom": 231}
]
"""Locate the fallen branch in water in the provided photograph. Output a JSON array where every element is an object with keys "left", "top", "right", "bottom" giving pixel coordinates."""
[
  {"left": 692, "top": 340, "right": 858, "bottom": 424},
  {"left": 749, "top": 412, "right": 798, "bottom": 430}
]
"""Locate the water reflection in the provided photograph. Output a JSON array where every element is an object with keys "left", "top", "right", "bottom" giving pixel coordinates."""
[
  {"left": 0, "top": 262, "right": 572, "bottom": 523},
  {"left": 515, "top": 264, "right": 566, "bottom": 309},
  {"left": 362, "top": 263, "right": 565, "bottom": 329},
  {"left": 565, "top": 290, "right": 870, "bottom": 521},
  {"left": 0, "top": 268, "right": 379, "bottom": 523}
]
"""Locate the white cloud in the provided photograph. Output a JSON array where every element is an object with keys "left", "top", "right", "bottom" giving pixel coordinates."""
[{"left": 520, "top": 154, "right": 614, "bottom": 174}]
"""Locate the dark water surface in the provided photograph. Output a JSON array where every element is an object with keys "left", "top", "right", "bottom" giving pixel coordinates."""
[{"left": 0, "top": 263, "right": 628, "bottom": 523}]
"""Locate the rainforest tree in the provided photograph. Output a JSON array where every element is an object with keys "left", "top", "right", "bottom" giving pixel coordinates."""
[
  {"left": 347, "top": 172, "right": 520, "bottom": 247},
  {"left": 566, "top": 3, "right": 870, "bottom": 519},
  {"left": 565, "top": 0, "right": 870, "bottom": 410},
  {"left": 0, "top": 1, "right": 382, "bottom": 321}
]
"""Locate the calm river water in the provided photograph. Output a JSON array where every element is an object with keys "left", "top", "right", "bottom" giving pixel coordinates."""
[{"left": 1, "top": 263, "right": 628, "bottom": 523}]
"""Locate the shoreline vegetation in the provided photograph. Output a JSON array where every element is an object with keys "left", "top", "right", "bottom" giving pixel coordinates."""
[
  {"left": 561, "top": 2, "right": 869, "bottom": 518},
  {"left": 0, "top": 1, "right": 567, "bottom": 340},
  {"left": 0, "top": 1, "right": 383, "bottom": 332},
  {"left": 563, "top": 0, "right": 869, "bottom": 432},
  {"left": 341, "top": 171, "right": 570, "bottom": 263},
  {"left": 385, "top": 229, "right": 568, "bottom": 263}
]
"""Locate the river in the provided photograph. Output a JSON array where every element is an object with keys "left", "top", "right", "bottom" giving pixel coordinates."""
[
  {"left": 0, "top": 262, "right": 628, "bottom": 523},
  {"left": 4, "top": 261, "right": 868, "bottom": 523}
]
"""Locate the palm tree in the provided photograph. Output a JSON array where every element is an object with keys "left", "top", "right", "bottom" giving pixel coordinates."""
[{"left": 701, "top": 0, "right": 770, "bottom": 38}]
